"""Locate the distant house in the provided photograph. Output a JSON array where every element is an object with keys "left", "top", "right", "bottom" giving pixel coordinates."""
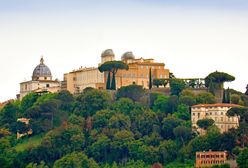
[
  {"left": 191, "top": 103, "right": 240, "bottom": 134},
  {"left": 17, "top": 118, "right": 32, "bottom": 139},
  {"left": 195, "top": 150, "right": 227, "bottom": 167}
]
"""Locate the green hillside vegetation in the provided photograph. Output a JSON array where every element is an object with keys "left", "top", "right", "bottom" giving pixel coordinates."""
[
  {"left": 14, "top": 134, "right": 44, "bottom": 152},
  {"left": 0, "top": 80, "right": 248, "bottom": 167}
]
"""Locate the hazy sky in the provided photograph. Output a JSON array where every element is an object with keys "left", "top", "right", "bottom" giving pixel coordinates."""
[{"left": 0, "top": 0, "right": 248, "bottom": 102}]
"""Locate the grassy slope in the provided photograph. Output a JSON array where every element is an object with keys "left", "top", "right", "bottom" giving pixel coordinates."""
[{"left": 14, "top": 134, "right": 44, "bottom": 152}]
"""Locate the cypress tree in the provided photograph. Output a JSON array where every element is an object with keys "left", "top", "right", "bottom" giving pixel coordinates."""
[
  {"left": 106, "top": 72, "right": 111, "bottom": 90},
  {"left": 226, "top": 87, "right": 230, "bottom": 103},
  {"left": 111, "top": 73, "right": 116, "bottom": 90},
  {"left": 149, "top": 68, "right": 152, "bottom": 90}
]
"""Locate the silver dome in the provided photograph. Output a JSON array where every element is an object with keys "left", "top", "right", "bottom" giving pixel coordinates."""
[
  {"left": 121, "top": 51, "right": 135, "bottom": 60},
  {"left": 32, "top": 57, "right": 52, "bottom": 80},
  {"left": 101, "top": 49, "right": 115, "bottom": 57}
]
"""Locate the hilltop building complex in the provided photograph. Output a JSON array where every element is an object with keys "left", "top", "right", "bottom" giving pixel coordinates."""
[{"left": 62, "top": 49, "right": 170, "bottom": 93}]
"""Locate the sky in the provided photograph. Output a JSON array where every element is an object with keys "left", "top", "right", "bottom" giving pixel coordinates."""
[{"left": 0, "top": 0, "right": 248, "bottom": 102}]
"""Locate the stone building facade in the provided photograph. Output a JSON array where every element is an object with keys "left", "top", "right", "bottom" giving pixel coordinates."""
[
  {"left": 191, "top": 103, "right": 240, "bottom": 134},
  {"left": 19, "top": 57, "right": 60, "bottom": 99}
]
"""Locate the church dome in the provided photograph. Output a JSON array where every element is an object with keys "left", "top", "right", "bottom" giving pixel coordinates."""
[
  {"left": 121, "top": 51, "right": 135, "bottom": 60},
  {"left": 101, "top": 49, "right": 115, "bottom": 57},
  {"left": 32, "top": 57, "right": 52, "bottom": 80}
]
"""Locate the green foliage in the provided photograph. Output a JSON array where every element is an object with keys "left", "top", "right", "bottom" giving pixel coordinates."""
[
  {"left": 98, "top": 61, "right": 128, "bottom": 90},
  {"left": 212, "top": 164, "right": 230, "bottom": 168},
  {"left": 195, "top": 92, "right": 216, "bottom": 104},
  {"left": 173, "top": 126, "right": 192, "bottom": 146},
  {"left": 0, "top": 101, "right": 20, "bottom": 132},
  {"left": 149, "top": 68, "right": 152, "bottom": 89},
  {"left": 0, "top": 81, "right": 245, "bottom": 167},
  {"left": 237, "top": 148, "right": 248, "bottom": 168},
  {"left": 106, "top": 71, "right": 111, "bottom": 90},
  {"left": 170, "top": 79, "right": 186, "bottom": 96},
  {"left": 153, "top": 78, "right": 168, "bottom": 88},
  {"left": 14, "top": 134, "right": 44, "bottom": 152},
  {"left": 152, "top": 94, "right": 178, "bottom": 114},
  {"left": 196, "top": 118, "right": 215, "bottom": 130},
  {"left": 75, "top": 89, "right": 110, "bottom": 117},
  {"left": 116, "top": 84, "right": 145, "bottom": 102},
  {"left": 173, "top": 104, "right": 191, "bottom": 121},
  {"left": 205, "top": 71, "right": 235, "bottom": 87},
  {"left": 161, "top": 116, "right": 183, "bottom": 139},
  {"left": 20, "top": 93, "right": 38, "bottom": 112},
  {"left": 230, "top": 94, "right": 240, "bottom": 104},
  {"left": 53, "top": 152, "right": 99, "bottom": 168},
  {"left": 159, "top": 140, "right": 178, "bottom": 163},
  {"left": 26, "top": 161, "right": 49, "bottom": 168}
]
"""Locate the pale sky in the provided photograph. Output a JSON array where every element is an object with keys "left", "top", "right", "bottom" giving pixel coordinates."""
[{"left": 0, "top": 0, "right": 248, "bottom": 102}]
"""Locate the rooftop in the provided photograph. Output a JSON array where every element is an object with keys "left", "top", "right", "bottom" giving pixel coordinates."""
[{"left": 192, "top": 103, "right": 241, "bottom": 108}]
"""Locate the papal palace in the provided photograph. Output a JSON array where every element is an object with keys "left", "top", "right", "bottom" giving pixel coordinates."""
[{"left": 61, "top": 49, "right": 170, "bottom": 94}]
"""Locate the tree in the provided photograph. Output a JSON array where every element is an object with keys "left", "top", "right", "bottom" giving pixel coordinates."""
[
  {"left": 223, "top": 88, "right": 230, "bottom": 103},
  {"left": 149, "top": 68, "right": 152, "bottom": 89},
  {"left": 153, "top": 79, "right": 163, "bottom": 88},
  {"left": 179, "top": 95, "right": 196, "bottom": 106},
  {"left": 106, "top": 72, "right": 111, "bottom": 90},
  {"left": 205, "top": 71, "right": 235, "bottom": 88},
  {"left": 245, "top": 84, "right": 248, "bottom": 96},
  {"left": 230, "top": 94, "right": 240, "bottom": 104},
  {"left": 98, "top": 61, "right": 128, "bottom": 90},
  {"left": 87, "top": 135, "right": 111, "bottom": 162},
  {"left": 169, "top": 79, "right": 186, "bottom": 96},
  {"left": 75, "top": 89, "right": 110, "bottom": 117},
  {"left": 0, "top": 101, "right": 19, "bottom": 133},
  {"left": 53, "top": 152, "right": 99, "bottom": 168},
  {"left": 173, "top": 126, "right": 192, "bottom": 146},
  {"left": 188, "top": 79, "right": 197, "bottom": 88},
  {"left": 195, "top": 92, "right": 216, "bottom": 104},
  {"left": 161, "top": 116, "right": 182, "bottom": 139},
  {"left": 237, "top": 148, "right": 248, "bottom": 168},
  {"left": 116, "top": 85, "right": 145, "bottom": 102},
  {"left": 153, "top": 95, "right": 169, "bottom": 113},
  {"left": 197, "top": 118, "right": 215, "bottom": 130},
  {"left": 159, "top": 140, "right": 178, "bottom": 164},
  {"left": 108, "top": 113, "right": 131, "bottom": 130}
]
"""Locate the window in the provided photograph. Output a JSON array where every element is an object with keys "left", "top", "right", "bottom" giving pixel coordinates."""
[
  {"left": 197, "top": 113, "right": 200, "bottom": 118},
  {"left": 46, "top": 84, "right": 50, "bottom": 87},
  {"left": 192, "top": 113, "right": 195, "bottom": 116},
  {"left": 221, "top": 117, "right": 223, "bottom": 121},
  {"left": 221, "top": 112, "right": 223, "bottom": 115},
  {"left": 210, "top": 112, "right": 212, "bottom": 115},
  {"left": 141, "top": 74, "right": 144, "bottom": 78}
]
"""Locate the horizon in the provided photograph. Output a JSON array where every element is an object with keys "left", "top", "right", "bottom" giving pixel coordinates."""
[{"left": 0, "top": 0, "right": 248, "bottom": 102}]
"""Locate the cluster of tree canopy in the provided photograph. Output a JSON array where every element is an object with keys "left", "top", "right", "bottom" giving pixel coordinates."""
[{"left": 0, "top": 84, "right": 248, "bottom": 168}]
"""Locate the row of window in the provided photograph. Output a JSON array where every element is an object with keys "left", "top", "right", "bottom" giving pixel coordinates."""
[
  {"left": 199, "top": 160, "right": 225, "bottom": 165},
  {"left": 192, "top": 111, "right": 225, "bottom": 116},
  {"left": 139, "top": 65, "right": 161, "bottom": 69},
  {"left": 120, "top": 74, "right": 167, "bottom": 78},
  {"left": 197, "top": 154, "right": 225, "bottom": 158}
]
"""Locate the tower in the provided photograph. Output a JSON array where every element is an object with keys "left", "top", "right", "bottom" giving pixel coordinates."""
[{"left": 101, "top": 49, "right": 115, "bottom": 63}]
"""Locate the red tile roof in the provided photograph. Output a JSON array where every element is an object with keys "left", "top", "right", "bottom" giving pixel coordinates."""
[{"left": 192, "top": 103, "right": 241, "bottom": 108}]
